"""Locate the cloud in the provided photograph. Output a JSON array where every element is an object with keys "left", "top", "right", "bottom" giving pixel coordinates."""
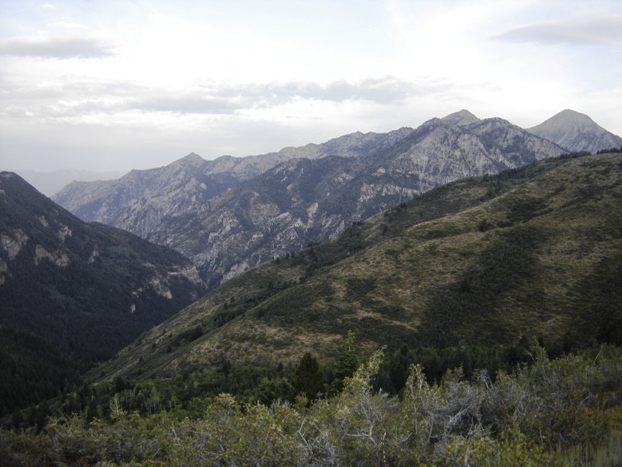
[
  {"left": 301, "top": 77, "right": 447, "bottom": 104},
  {"left": 128, "top": 77, "right": 448, "bottom": 115},
  {"left": 0, "top": 74, "right": 454, "bottom": 126},
  {"left": 48, "top": 17, "right": 88, "bottom": 30},
  {"left": 494, "top": 15, "right": 622, "bottom": 46},
  {"left": 129, "top": 94, "right": 243, "bottom": 115},
  {"left": 0, "top": 36, "right": 114, "bottom": 59},
  {"left": 0, "top": 74, "right": 449, "bottom": 126}
]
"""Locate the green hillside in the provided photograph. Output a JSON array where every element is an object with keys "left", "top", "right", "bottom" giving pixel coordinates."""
[{"left": 95, "top": 152, "right": 622, "bottom": 382}]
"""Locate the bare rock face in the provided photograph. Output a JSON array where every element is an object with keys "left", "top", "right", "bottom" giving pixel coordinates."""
[
  {"left": 52, "top": 153, "right": 239, "bottom": 238},
  {"left": 527, "top": 109, "right": 622, "bottom": 153},
  {"left": 441, "top": 109, "right": 481, "bottom": 127}
]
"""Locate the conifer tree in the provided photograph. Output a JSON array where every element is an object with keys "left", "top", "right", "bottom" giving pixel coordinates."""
[
  {"left": 292, "top": 352, "right": 325, "bottom": 401},
  {"left": 332, "top": 331, "right": 359, "bottom": 392}
]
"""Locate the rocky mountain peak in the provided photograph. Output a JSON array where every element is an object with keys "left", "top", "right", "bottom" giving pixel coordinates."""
[
  {"left": 181, "top": 152, "right": 205, "bottom": 163},
  {"left": 530, "top": 109, "right": 598, "bottom": 133},
  {"left": 168, "top": 152, "right": 206, "bottom": 169},
  {"left": 418, "top": 117, "right": 444, "bottom": 131},
  {"left": 527, "top": 109, "right": 622, "bottom": 153},
  {"left": 441, "top": 109, "right": 480, "bottom": 127}
]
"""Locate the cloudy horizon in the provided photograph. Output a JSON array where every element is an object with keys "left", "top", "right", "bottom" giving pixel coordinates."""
[{"left": 1, "top": 0, "right": 621, "bottom": 173}]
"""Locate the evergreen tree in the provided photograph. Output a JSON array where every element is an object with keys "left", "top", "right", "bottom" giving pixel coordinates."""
[
  {"left": 11, "top": 407, "right": 23, "bottom": 430},
  {"left": 292, "top": 352, "right": 325, "bottom": 402},
  {"left": 332, "top": 331, "right": 359, "bottom": 393}
]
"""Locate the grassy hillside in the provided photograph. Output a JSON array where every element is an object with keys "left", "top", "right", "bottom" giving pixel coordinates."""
[{"left": 94, "top": 152, "right": 622, "bottom": 382}]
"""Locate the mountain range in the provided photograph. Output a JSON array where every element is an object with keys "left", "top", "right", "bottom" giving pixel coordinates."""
[{"left": 52, "top": 109, "right": 608, "bottom": 289}]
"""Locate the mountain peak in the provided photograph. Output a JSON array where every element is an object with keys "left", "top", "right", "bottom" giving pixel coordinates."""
[
  {"left": 163, "top": 152, "right": 207, "bottom": 172},
  {"left": 0, "top": 171, "right": 17, "bottom": 179},
  {"left": 441, "top": 109, "right": 480, "bottom": 127},
  {"left": 179, "top": 152, "right": 205, "bottom": 165},
  {"left": 534, "top": 109, "right": 596, "bottom": 129},
  {"left": 527, "top": 110, "right": 622, "bottom": 153}
]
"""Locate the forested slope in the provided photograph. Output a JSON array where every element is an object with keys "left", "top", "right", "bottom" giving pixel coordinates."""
[
  {"left": 0, "top": 326, "right": 80, "bottom": 419},
  {"left": 0, "top": 173, "right": 207, "bottom": 363}
]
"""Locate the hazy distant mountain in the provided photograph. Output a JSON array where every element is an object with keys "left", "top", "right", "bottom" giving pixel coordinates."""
[
  {"left": 15, "top": 169, "right": 126, "bottom": 196},
  {"left": 97, "top": 151, "right": 622, "bottom": 379},
  {"left": 527, "top": 109, "right": 622, "bottom": 153},
  {"left": 53, "top": 129, "right": 414, "bottom": 239},
  {"left": 53, "top": 154, "right": 242, "bottom": 239},
  {"left": 55, "top": 113, "right": 565, "bottom": 288},
  {"left": 0, "top": 172, "right": 207, "bottom": 362}
]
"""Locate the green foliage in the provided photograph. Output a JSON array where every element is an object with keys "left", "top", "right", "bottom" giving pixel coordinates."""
[
  {"left": 292, "top": 352, "right": 326, "bottom": 402},
  {"left": 331, "top": 330, "right": 359, "bottom": 393},
  {"left": 2, "top": 346, "right": 622, "bottom": 465},
  {"left": 171, "top": 394, "right": 305, "bottom": 465},
  {"left": 0, "top": 326, "right": 81, "bottom": 419},
  {"left": 596, "top": 146, "right": 622, "bottom": 154}
]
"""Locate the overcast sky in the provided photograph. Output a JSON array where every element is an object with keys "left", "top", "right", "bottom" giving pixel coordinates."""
[{"left": 1, "top": 0, "right": 621, "bottom": 172}]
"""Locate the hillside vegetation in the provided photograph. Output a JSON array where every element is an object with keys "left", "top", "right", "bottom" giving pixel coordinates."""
[
  {"left": 3, "top": 346, "right": 622, "bottom": 466},
  {"left": 0, "top": 326, "right": 80, "bottom": 419},
  {"left": 96, "top": 151, "right": 622, "bottom": 382}
]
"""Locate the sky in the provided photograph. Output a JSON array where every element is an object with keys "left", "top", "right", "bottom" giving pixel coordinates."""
[{"left": 1, "top": 0, "right": 621, "bottom": 173}]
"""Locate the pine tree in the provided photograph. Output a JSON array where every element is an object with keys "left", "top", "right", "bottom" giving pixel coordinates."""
[
  {"left": 332, "top": 330, "right": 359, "bottom": 393},
  {"left": 292, "top": 352, "right": 325, "bottom": 402}
]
